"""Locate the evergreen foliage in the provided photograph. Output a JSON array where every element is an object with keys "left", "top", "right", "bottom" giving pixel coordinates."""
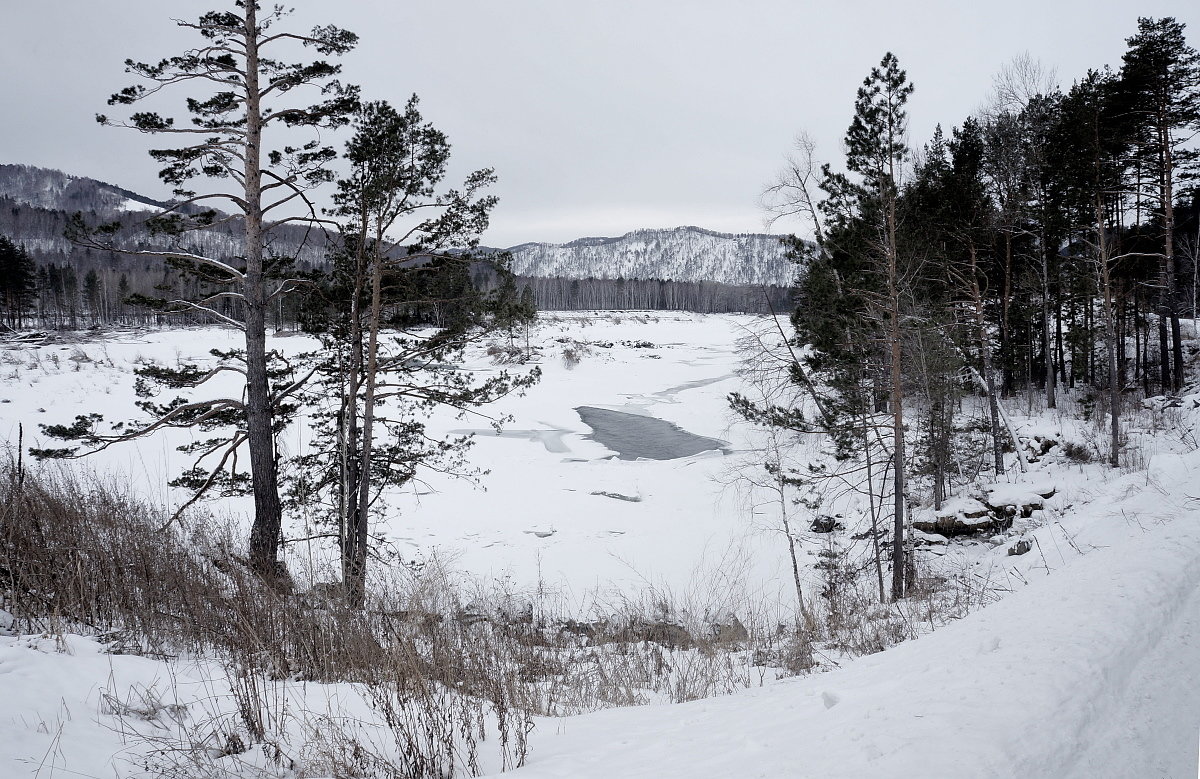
[
  {"left": 34, "top": 2, "right": 360, "bottom": 580},
  {"left": 290, "top": 98, "right": 539, "bottom": 603},
  {"left": 745, "top": 16, "right": 1200, "bottom": 602},
  {"left": 0, "top": 236, "right": 36, "bottom": 328}
]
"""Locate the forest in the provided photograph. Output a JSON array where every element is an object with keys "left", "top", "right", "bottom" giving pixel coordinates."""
[
  {"left": 0, "top": 165, "right": 789, "bottom": 322},
  {"left": 736, "top": 17, "right": 1200, "bottom": 599}
]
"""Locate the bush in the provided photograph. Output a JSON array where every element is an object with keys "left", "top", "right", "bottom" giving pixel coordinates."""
[
  {"left": 1061, "top": 440, "right": 1094, "bottom": 463},
  {"left": 0, "top": 457, "right": 1000, "bottom": 774},
  {"left": 560, "top": 339, "right": 594, "bottom": 368},
  {"left": 0, "top": 460, "right": 531, "bottom": 776}
]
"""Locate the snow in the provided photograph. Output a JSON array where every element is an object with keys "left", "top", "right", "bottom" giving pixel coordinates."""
[
  {"left": 0, "top": 314, "right": 799, "bottom": 605},
  {"left": 984, "top": 479, "right": 1056, "bottom": 508},
  {"left": 934, "top": 495, "right": 993, "bottom": 521},
  {"left": 119, "top": 197, "right": 159, "bottom": 213},
  {"left": 2, "top": 312, "right": 1199, "bottom": 776},
  {"left": 490, "top": 446, "right": 1200, "bottom": 778}
]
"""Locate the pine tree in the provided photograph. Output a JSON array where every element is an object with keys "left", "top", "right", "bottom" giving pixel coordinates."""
[
  {"left": 842, "top": 52, "right": 915, "bottom": 599},
  {"left": 1120, "top": 17, "right": 1200, "bottom": 393},
  {"left": 294, "top": 98, "right": 539, "bottom": 604},
  {"left": 83, "top": 269, "right": 101, "bottom": 326},
  {"left": 1056, "top": 69, "right": 1136, "bottom": 466},
  {"left": 780, "top": 53, "right": 918, "bottom": 600},
  {"left": 0, "top": 236, "right": 37, "bottom": 329},
  {"left": 43, "top": 2, "right": 359, "bottom": 579}
]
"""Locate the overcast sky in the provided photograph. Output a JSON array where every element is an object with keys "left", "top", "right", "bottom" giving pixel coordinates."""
[{"left": 4, "top": 1, "right": 1198, "bottom": 247}]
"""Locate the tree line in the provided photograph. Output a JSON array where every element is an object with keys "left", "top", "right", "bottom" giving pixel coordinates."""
[
  {"left": 485, "top": 271, "right": 792, "bottom": 314},
  {"left": 742, "top": 17, "right": 1200, "bottom": 603},
  {"left": 1, "top": 196, "right": 792, "bottom": 327}
]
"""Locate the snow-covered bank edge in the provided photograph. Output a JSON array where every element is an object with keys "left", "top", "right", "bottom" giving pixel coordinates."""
[{"left": 486, "top": 449, "right": 1200, "bottom": 778}]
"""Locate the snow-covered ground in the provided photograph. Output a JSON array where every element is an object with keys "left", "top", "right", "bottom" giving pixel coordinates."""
[
  {"left": 0, "top": 313, "right": 794, "bottom": 604},
  {"left": 491, "top": 441, "right": 1200, "bottom": 778},
  {"left": 2, "top": 312, "right": 1198, "bottom": 777}
]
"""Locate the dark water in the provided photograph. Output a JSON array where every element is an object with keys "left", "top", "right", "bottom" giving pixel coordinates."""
[{"left": 574, "top": 406, "right": 729, "bottom": 460}]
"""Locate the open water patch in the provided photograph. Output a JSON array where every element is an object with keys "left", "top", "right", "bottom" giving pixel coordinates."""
[{"left": 574, "top": 406, "right": 729, "bottom": 461}]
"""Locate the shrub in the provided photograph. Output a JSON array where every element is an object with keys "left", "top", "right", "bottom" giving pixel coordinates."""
[{"left": 1061, "top": 440, "right": 1094, "bottom": 463}]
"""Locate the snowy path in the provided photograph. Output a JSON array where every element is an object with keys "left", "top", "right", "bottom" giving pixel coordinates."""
[
  {"left": 489, "top": 453, "right": 1200, "bottom": 779},
  {"left": 1064, "top": 531, "right": 1200, "bottom": 779}
]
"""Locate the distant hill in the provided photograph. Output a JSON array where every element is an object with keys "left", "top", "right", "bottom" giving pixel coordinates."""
[
  {"left": 508, "top": 226, "right": 796, "bottom": 286},
  {"left": 0, "top": 164, "right": 798, "bottom": 290},
  {"left": 0, "top": 163, "right": 166, "bottom": 214},
  {"left": 0, "top": 164, "right": 327, "bottom": 268}
]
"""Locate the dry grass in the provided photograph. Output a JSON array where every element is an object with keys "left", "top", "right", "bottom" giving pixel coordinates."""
[
  {"left": 0, "top": 456, "right": 1006, "bottom": 776},
  {"left": 0, "top": 460, "right": 531, "bottom": 777}
]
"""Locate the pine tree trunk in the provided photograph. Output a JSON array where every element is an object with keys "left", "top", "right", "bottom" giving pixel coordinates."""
[
  {"left": 861, "top": 409, "right": 887, "bottom": 603},
  {"left": 887, "top": 220, "right": 905, "bottom": 601},
  {"left": 1042, "top": 229, "right": 1055, "bottom": 409},
  {"left": 1158, "top": 294, "right": 1171, "bottom": 392},
  {"left": 1163, "top": 122, "right": 1184, "bottom": 393},
  {"left": 339, "top": 242, "right": 364, "bottom": 598},
  {"left": 351, "top": 235, "right": 385, "bottom": 608},
  {"left": 1001, "top": 231, "right": 1014, "bottom": 396},
  {"left": 890, "top": 333, "right": 905, "bottom": 601},
  {"left": 243, "top": 4, "right": 286, "bottom": 581},
  {"left": 1134, "top": 286, "right": 1142, "bottom": 384},
  {"left": 969, "top": 245, "right": 1005, "bottom": 475},
  {"left": 1117, "top": 283, "right": 1127, "bottom": 389},
  {"left": 1096, "top": 201, "right": 1121, "bottom": 468},
  {"left": 1055, "top": 274, "right": 1066, "bottom": 385}
]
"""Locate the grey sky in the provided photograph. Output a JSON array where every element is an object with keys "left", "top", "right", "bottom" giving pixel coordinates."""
[{"left": 4, "top": 1, "right": 1198, "bottom": 247}]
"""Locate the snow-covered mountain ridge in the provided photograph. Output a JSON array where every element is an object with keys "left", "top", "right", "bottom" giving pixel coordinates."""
[
  {"left": 0, "top": 164, "right": 325, "bottom": 266},
  {"left": 506, "top": 226, "right": 797, "bottom": 286},
  {"left": 2, "top": 165, "right": 798, "bottom": 286},
  {"left": 0, "top": 163, "right": 164, "bottom": 213}
]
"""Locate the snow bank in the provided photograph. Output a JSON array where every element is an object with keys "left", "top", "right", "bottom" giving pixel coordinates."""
[{"left": 489, "top": 451, "right": 1200, "bottom": 778}]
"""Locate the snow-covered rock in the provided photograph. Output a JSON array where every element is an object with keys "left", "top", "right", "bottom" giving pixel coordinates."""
[{"left": 912, "top": 496, "right": 1012, "bottom": 537}]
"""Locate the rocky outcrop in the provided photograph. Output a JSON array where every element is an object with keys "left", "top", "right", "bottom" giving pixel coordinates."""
[
  {"left": 912, "top": 497, "right": 1009, "bottom": 537},
  {"left": 912, "top": 482, "right": 1056, "bottom": 539}
]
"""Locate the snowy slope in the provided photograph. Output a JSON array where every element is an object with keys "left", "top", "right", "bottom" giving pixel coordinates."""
[
  {"left": 507, "top": 226, "right": 796, "bottom": 285},
  {"left": 0, "top": 163, "right": 163, "bottom": 213},
  {"left": 3, "top": 458, "right": 1196, "bottom": 777},
  {"left": 2, "top": 316, "right": 1199, "bottom": 777},
  {"left": 490, "top": 445, "right": 1200, "bottom": 778}
]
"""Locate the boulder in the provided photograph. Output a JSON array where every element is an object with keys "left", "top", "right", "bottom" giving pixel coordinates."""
[
  {"left": 912, "top": 497, "right": 1013, "bottom": 538},
  {"left": 983, "top": 481, "right": 1056, "bottom": 519},
  {"left": 1008, "top": 539, "right": 1032, "bottom": 556},
  {"left": 810, "top": 514, "right": 845, "bottom": 533},
  {"left": 911, "top": 529, "right": 948, "bottom": 546},
  {"left": 912, "top": 514, "right": 1014, "bottom": 538}
]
